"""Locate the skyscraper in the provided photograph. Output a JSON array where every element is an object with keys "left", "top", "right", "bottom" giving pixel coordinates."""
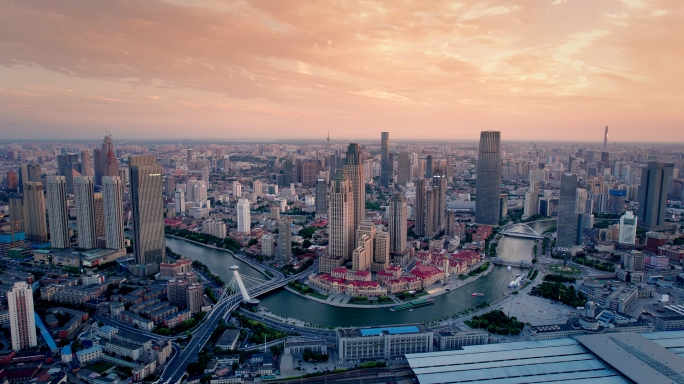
[
  {"left": 603, "top": 126, "right": 609, "bottom": 150},
  {"left": 8, "top": 281, "right": 36, "bottom": 351},
  {"left": 102, "top": 176, "right": 126, "bottom": 250},
  {"left": 8, "top": 193, "right": 24, "bottom": 233},
  {"left": 130, "top": 155, "right": 165, "bottom": 271},
  {"left": 175, "top": 188, "right": 186, "bottom": 214},
  {"left": 80, "top": 149, "right": 93, "bottom": 177},
  {"left": 426, "top": 155, "right": 434, "bottom": 179},
  {"left": 24, "top": 182, "right": 48, "bottom": 242},
  {"left": 315, "top": 178, "right": 327, "bottom": 217},
  {"left": 103, "top": 149, "right": 119, "bottom": 180},
  {"left": 278, "top": 217, "right": 292, "bottom": 262},
  {"left": 388, "top": 193, "right": 407, "bottom": 254},
  {"left": 94, "top": 148, "right": 103, "bottom": 185},
  {"left": 380, "top": 132, "right": 390, "bottom": 188},
  {"left": 344, "top": 143, "right": 365, "bottom": 233},
  {"left": 75, "top": 176, "right": 98, "bottom": 250},
  {"left": 329, "top": 169, "right": 354, "bottom": 261},
  {"left": 523, "top": 181, "right": 539, "bottom": 218},
  {"left": 46, "top": 176, "right": 70, "bottom": 249},
  {"left": 618, "top": 211, "right": 637, "bottom": 245},
  {"left": 414, "top": 178, "right": 427, "bottom": 237},
  {"left": 557, "top": 173, "right": 579, "bottom": 249},
  {"left": 638, "top": 162, "right": 674, "bottom": 229},
  {"left": 397, "top": 151, "right": 410, "bottom": 186},
  {"left": 475, "top": 131, "right": 502, "bottom": 225},
  {"left": 237, "top": 198, "right": 251, "bottom": 233}
]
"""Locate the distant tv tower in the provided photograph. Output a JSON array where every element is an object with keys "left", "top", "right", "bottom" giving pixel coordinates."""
[{"left": 603, "top": 126, "right": 608, "bottom": 150}]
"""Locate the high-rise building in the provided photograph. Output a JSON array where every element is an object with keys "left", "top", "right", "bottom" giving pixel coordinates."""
[
  {"left": 19, "top": 164, "right": 41, "bottom": 192},
  {"left": 130, "top": 156, "right": 166, "bottom": 271},
  {"left": 475, "top": 131, "right": 502, "bottom": 225},
  {"left": 75, "top": 176, "right": 98, "bottom": 250},
  {"left": 102, "top": 176, "right": 126, "bottom": 250},
  {"left": 8, "top": 193, "right": 25, "bottom": 233},
  {"left": 202, "top": 167, "right": 210, "bottom": 187},
  {"left": 426, "top": 155, "right": 434, "bottom": 179},
  {"left": 523, "top": 181, "right": 539, "bottom": 218},
  {"left": 252, "top": 180, "right": 263, "bottom": 200},
  {"left": 301, "top": 159, "right": 318, "bottom": 187},
  {"left": 380, "top": 132, "right": 390, "bottom": 188},
  {"left": 315, "top": 178, "right": 327, "bottom": 217},
  {"left": 444, "top": 210, "right": 457, "bottom": 238},
  {"left": 397, "top": 151, "right": 411, "bottom": 186},
  {"left": 414, "top": 178, "right": 426, "bottom": 237},
  {"left": 278, "top": 217, "right": 292, "bottom": 262},
  {"left": 233, "top": 181, "right": 242, "bottom": 198},
  {"left": 352, "top": 234, "right": 372, "bottom": 272},
  {"left": 8, "top": 281, "right": 36, "bottom": 351},
  {"left": 237, "top": 198, "right": 251, "bottom": 233},
  {"left": 623, "top": 251, "right": 644, "bottom": 271},
  {"left": 261, "top": 234, "right": 274, "bottom": 257},
  {"left": 557, "top": 173, "right": 579, "bottom": 249},
  {"left": 344, "top": 144, "right": 365, "bottom": 234},
  {"left": 388, "top": 193, "right": 407, "bottom": 254},
  {"left": 175, "top": 188, "right": 186, "bottom": 214},
  {"left": 374, "top": 232, "right": 390, "bottom": 272},
  {"left": 329, "top": 169, "right": 354, "bottom": 261},
  {"left": 638, "top": 162, "right": 674, "bottom": 229},
  {"left": 80, "top": 149, "right": 93, "bottom": 177},
  {"left": 619, "top": 211, "right": 637, "bottom": 245},
  {"left": 103, "top": 149, "right": 119, "bottom": 181},
  {"left": 282, "top": 159, "right": 294, "bottom": 186},
  {"left": 24, "top": 182, "right": 48, "bottom": 242},
  {"left": 94, "top": 148, "right": 103, "bottom": 186},
  {"left": 46, "top": 176, "right": 70, "bottom": 249}
]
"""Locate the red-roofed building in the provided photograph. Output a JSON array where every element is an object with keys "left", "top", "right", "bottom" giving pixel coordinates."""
[
  {"left": 383, "top": 276, "right": 422, "bottom": 294},
  {"left": 410, "top": 262, "right": 445, "bottom": 287},
  {"left": 331, "top": 268, "right": 348, "bottom": 280}
]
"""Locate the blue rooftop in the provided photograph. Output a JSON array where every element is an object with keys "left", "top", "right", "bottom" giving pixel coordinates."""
[
  {"left": 34, "top": 313, "right": 58, "bottom": 351},
  {"left": 360, "top": 325, "right": 420, "bottom": 336}
]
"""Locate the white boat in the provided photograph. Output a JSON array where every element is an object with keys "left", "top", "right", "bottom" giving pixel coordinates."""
[
  {"left": 410, "top": 309, "right": 413, "bottom": 312},
  {"left": 507, "top": 266, "right": 512, "bottom": 271}
]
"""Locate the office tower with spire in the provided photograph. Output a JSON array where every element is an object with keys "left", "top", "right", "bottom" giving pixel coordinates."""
[
  {"left": 75, "top": 176, "right": 99, "bottom": 250},
  {"left": 329, "top": 169, "right": 354, "bottom": 261},
  {"left": 46, "top": 176, "right": 70, "bottom": 249},
  {"left": 344, "top": 143, "right": 365, "bottom": 234},
  {"left": 388, "top": 193, "right": 407, "bottom": 254},
  {"left": 380, "top": 132, "right": 390, "bottom": 188},
  {"left": 8, "top": 281, "right": 36, "bottom": 351},
  {"left": 603, "top": 126, "right": 609, "bottom": 150},
  {"left": 237, "top": 198, "right": 251, "bottom": 233},
  {"left": 475, "top": 131, "right": 502, "bottom": 225},
  {"left": 315, "top": 178, "right": 327, "bottom": 218},
  {"left": 24, "top": 182, "right": 48, "bottom": 242},
  {"left": 638, "top": 162, "right": 674, "bottom": 229},
  {"left": 102, "top": 176, "right": 125, "bottom": 250},
  {"left": 557, "top": 173, "right": 579, "bottom": 249},
  {"left": 397, "top": 151, "right": 410, "bottom": 186},
  {"left": 130, "top": 156, "right": 165, "bottom": 273}
]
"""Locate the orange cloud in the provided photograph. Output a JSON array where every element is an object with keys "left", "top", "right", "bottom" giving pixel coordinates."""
[{"left": 0, "top": 0, "right": 682, "bottom": 141}]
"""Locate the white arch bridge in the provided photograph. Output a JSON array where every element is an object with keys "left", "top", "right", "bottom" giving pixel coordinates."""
[{"left": 500, "top": 223, "right": 544, "bottom": 239}]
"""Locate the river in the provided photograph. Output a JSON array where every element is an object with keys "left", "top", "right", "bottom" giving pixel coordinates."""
[{"left": 164, "top": 219, "right": 556, "bottom": 327}]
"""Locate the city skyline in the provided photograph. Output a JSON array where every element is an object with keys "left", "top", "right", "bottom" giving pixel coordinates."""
[{"left": 1, "top": 1, "right": 683, "bottom": 142}]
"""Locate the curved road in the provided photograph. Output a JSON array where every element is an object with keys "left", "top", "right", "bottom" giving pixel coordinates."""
[{"left": 159, "top": 259, "right": 318, "bottom": 384}]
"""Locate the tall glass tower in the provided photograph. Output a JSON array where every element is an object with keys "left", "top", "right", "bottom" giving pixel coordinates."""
[
  {"left": 475, "top": 131, "right": 502, "bottom": 225},
  {"left": 380, "top": 132, "right": 390, "bottom": 187}
]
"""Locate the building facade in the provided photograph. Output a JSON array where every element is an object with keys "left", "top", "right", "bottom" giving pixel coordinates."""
[
  {"left": 45, "top": 176, "right": 70, "bottom": 249},
  {"left": 475, "top": 131, "right": 501, "bottom": 225},
  {"left": 130, "top": 156, "right": 166, "bottom": 272},
  {"left": 8, "top": 281, "right": 37, "bottom": 351}
]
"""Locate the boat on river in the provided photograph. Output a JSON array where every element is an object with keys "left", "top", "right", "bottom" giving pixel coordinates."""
[
  {"left": 389, "top": 298, "right": 435, "bottom": 312},
  {"left": 471, "top": 293, "right": 484, "bottom": 297}
]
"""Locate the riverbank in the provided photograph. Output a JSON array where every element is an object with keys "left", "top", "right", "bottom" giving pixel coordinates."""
[
  {"left": 165, "top": 234, "right": 272, "bottom": 278},
  {"left": 290, "top": 259, "right": 495, "bottom": 309}
]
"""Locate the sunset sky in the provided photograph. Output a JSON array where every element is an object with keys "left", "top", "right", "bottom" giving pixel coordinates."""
[{"left": 1, "top": 0, "right": 682, "bottom": 142}]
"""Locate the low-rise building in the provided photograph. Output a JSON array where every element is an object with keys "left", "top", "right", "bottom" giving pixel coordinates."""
[
  {"left": 105, "top": 339, "right": 144, "bottom": 361},
  {"left": 75, "top": 345, "right": 102, "bottom": 365},
  {"left": 132, "top": 360, "right": 157, "bottom": 382},
  {"left": 436, "top": 329, "right": 489, "bottom": 350},
  {"left": 283, "top": 338, "right": 327, "bottom": 356},
  {"left": 654, "top": 315, "right": 684, "bottom": 331},
  {"left": 216, "top": 329, "right": 241, "bottom": 351},
  {"left": 337, "top": 324, "right": 433, "bottom": 360}
]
